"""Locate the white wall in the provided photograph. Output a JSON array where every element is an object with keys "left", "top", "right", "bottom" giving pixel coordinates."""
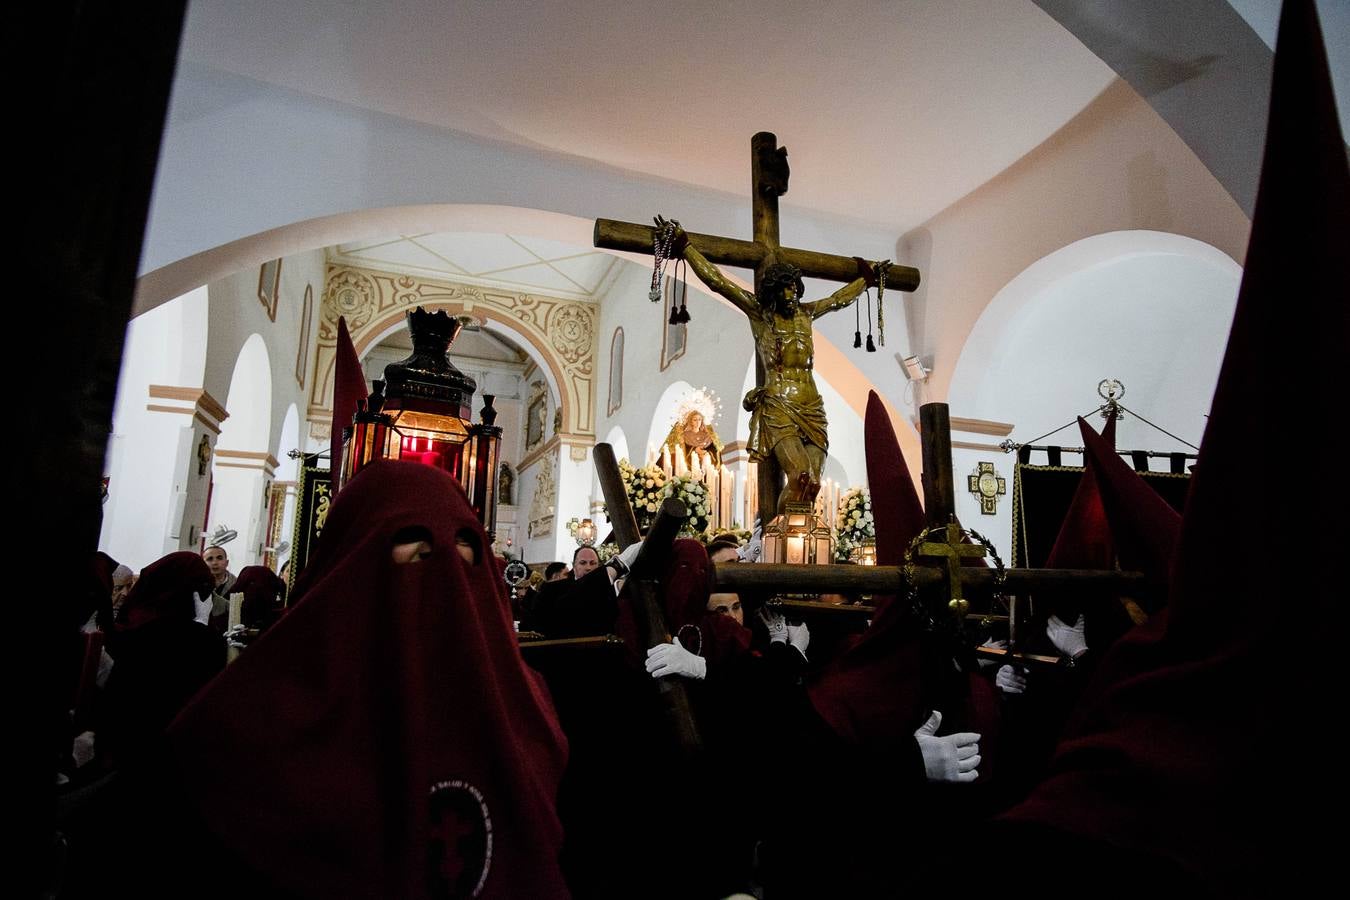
[
  {"left": 946, "top": 230, "right": 1242, "bottom": 555},
  {"left": 100, "top": 287, "right": 213, "bottom": 570},
  {"left": 101, "top": 247, "right": 325, "bottom": 571},
  {"left": 202, "top": 248, "right": 326, "bottom": 458}
]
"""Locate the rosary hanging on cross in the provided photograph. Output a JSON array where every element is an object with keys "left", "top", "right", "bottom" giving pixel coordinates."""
[
  {"left": 853, "top": 259, "right": 892, "bottom": 353},
  {"left": 651, "top": 218, "right": 691, "bottom": 324}
]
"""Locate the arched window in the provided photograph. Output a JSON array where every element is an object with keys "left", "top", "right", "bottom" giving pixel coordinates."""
[{"left": 608, "top": 327, "right": 624, "bottom": 415}]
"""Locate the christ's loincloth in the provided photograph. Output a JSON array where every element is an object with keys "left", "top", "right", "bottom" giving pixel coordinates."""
[{"left": 742, "top": 387, "right": 828, "bottom": 461}]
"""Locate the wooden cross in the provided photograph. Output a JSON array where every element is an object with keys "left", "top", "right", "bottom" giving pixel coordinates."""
[{"left": 594, "top": 132, "right": 921, "bottom": 519}]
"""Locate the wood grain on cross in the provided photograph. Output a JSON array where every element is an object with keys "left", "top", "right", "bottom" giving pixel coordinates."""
[{"left": 594, "top": 132, "right": 922, "bottom": 519}]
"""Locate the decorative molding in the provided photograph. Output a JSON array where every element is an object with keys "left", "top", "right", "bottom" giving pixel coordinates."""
[
  {"left": 952, "top": 439, "right": 1008, "bottom": 452},
  {"left": 949, "top": 416, "right": 1015, "bottom": 437},
  {"left": 310, "top": 264, "right": 597, "bottom": 441},
  {"left": 521, "top": 432, "right": 593, "bottom": 471},
  {"left": 148, "top": 385, "right": 229, "bottom": 425},
  {"left": 213, "top": 448, "right": 279, "bottom": 475},
  {"left": 215, "top": 449, "right": 280, "bottom": 466},
  {"left": 519, "top": 433, "right": 560, "bottom": 473}
]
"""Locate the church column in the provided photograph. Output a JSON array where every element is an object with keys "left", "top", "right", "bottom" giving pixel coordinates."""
[
  {"left": 101, "top": 385, "right": 227, "bottom": 568},
  {"left": 555, "top": 435, "right": 595, "bottom": 560},
  {"left": 207, "top": 451, "right": 277, "bottom": 568}
]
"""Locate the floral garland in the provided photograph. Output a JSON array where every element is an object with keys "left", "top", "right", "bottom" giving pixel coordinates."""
[
  {"left": 662, "top": 473, "right": 711, "bottom": 536},
  {"left": 833, "top": 486, "right": 874, "bottom": 562}
]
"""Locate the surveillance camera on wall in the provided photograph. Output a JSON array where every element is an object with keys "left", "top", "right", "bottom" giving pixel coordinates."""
[{"left": 898, "top": 354, "right": 929, "bottom": 382}]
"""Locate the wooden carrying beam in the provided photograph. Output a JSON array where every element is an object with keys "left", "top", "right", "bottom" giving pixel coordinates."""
[
  {"left": 713, "top": 563, "right": 1146, "bottom": 597},
  {"left": 593, "top": 218, "right": 921, "bottom": 292},
  {"left": 518, "top": 635, "right": 625, "bottom": 653},
  {"left": 974, "top": 645, "right": 1071, "bottom": 672},
  {"left": 592, "top": 443, "right": 703, "bottom": 756}
]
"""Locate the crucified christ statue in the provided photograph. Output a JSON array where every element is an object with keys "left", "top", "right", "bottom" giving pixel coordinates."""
[
  {"left": 658, "top": 216, "right": 883, "bottom": 515},
  {"left": 594, "top": 132, "right": 920, "bottom": 519}
]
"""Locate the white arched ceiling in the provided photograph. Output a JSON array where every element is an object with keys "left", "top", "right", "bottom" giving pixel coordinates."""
[
  {"left": 275, "top": 403, "right": 301, "bottom": 481},
  {"left": 217, "top": 333, "right": 273, "bottom": 451},
  {"left": 949, "top": 230, "right": 1242, "bottom": 453}
]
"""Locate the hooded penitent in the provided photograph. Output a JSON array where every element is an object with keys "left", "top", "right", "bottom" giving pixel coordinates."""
[
  {"left": 162, "top": 460, "right": 570, "bottom": 898},
  {"left": 997, "top": 1, "right": 1346, "bottom": 892}
]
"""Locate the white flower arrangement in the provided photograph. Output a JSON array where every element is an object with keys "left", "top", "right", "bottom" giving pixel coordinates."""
[
  {"left": 703, "top": 525, "right": 751, "bottom": 546},
  {"left": 833, "top": 486, "right": 874, "bottom": 562},
  {"left": 661, "top": 473, "right": 711, "bottom": 536},
  {"left": 618, "top": 458, "right": 669, "bottom": 527}
]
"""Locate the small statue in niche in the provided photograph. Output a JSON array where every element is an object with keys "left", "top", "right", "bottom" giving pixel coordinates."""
[
  {"left": 498, "top": 463, "right": 515, "bottom": 506},
  {"left": 552, "top": 408, "right": 563, "bottom": 435}
]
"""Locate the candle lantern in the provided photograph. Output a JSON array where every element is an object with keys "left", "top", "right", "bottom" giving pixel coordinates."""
[
  {"left": 339, "top": 307, "right": 503, "bottom": 531},
  {"left": 762, "top": 501, "right": 835, "bottom": 566},
  {"left": 849, "top": 538, "right": 878, "bottom": 567}
]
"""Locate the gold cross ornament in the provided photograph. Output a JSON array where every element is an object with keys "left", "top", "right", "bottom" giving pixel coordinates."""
[{"left": 918, "top": 522, "right": 988, "bottom": 617}]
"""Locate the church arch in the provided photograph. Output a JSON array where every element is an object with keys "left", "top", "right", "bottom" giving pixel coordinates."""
[
  {"left": 217, "top": 334, "right": 272, "bottom": 453},
  {"left": 949, "top": 230, "right": 1241, "bottom": 451},
  {"left": 349, "top": 305, "right": 568, "bottom": 430},
  {"left": 603, "top": 425, "right": 630, "bottom": 468},
  {"left": 308, "top": 260, "right": 594, "bottom": 443},
  {"left": 209, "top": 333, "right": 275, "bottom": 566}
]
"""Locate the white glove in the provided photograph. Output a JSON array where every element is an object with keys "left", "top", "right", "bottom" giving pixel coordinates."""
[
  {"left": 1046, "top": 614, "right": 1088, "bottom": 659},
  {"left": 72, "top": 730, "right": 97, "bottom": 768},
  {"left": 995, "top": 665, "right": 1027, "bottom": 695},
  {"left": 913, "top": 711, "right": 981, "bottom": 784},
  {"left": 645, "top": 639, "right": 707, "bottom": 680},
  {"left": 759, "top": 607, "right": 788, "bottom": 643},
  {"left": 617, "top": 539, "right": 643, "bottom": 570},
  {"left": 192, "top": 591, "right": 212, "bottom": 626},
  {"left": 739, "top": 529, "right": 763, "bottom": 562},
  {"left": 978, "top": 638, "right": 1007, "bottom": 670},
  {"left": 787, "top": 622, "right": 810, "bottom": 658}
]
